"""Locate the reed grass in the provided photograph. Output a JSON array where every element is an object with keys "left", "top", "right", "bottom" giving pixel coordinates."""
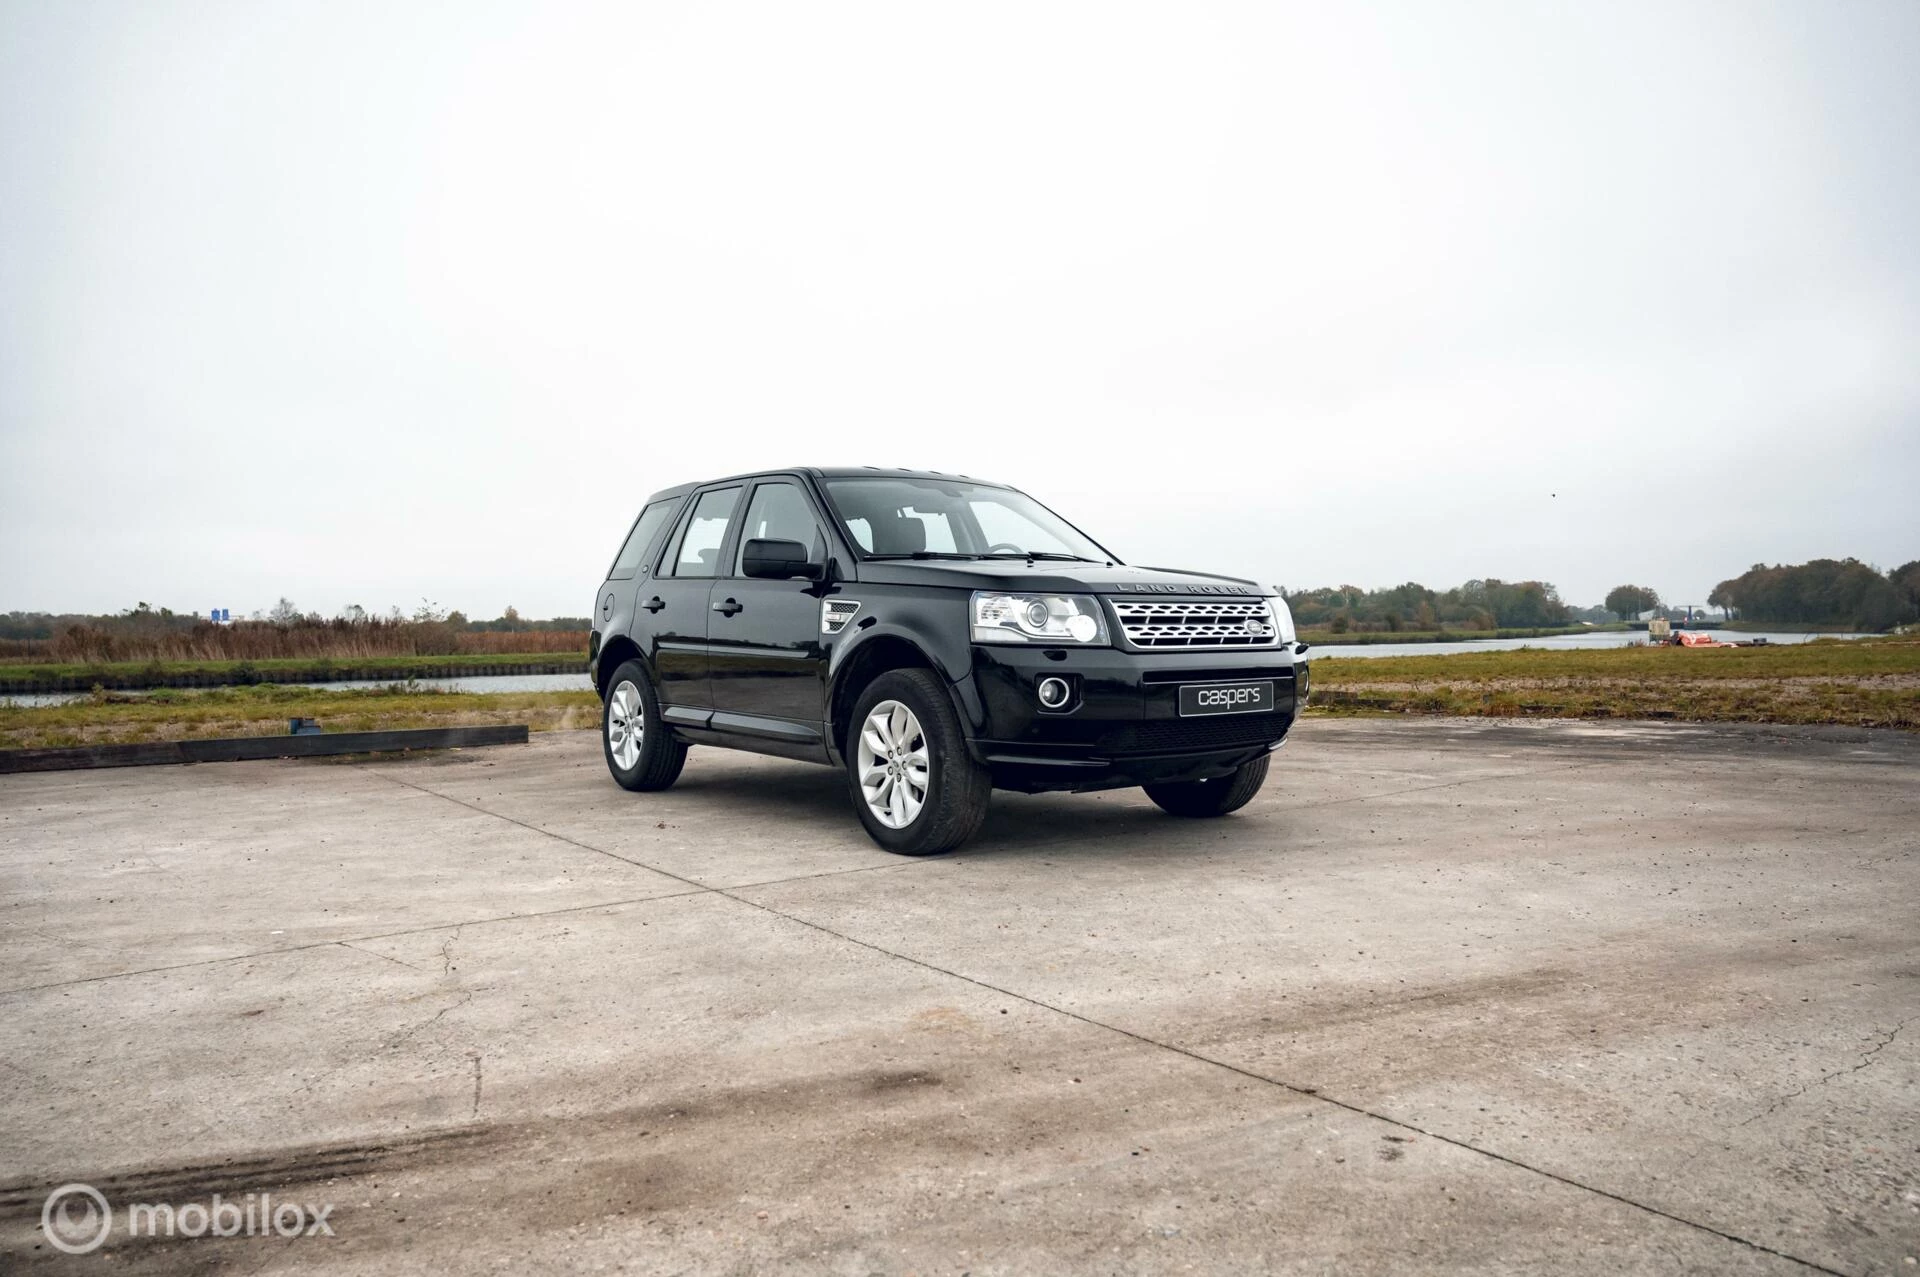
[
  {"left": 0, "top": 619, "right": 586, "bottom": 665},
  {"left": 0, "top": 685, "right": 599, "bottom": 750}
]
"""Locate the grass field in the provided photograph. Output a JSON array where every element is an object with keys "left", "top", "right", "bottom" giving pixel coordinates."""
[
  {"left": 0, "top": 685, "right": 600, "bottom": 750},
  {"left": 4, "top": 638, "right": 1914, "bottom": 752},
  {"left": 1310, "top": 635, "right": 1920, "bottom": 729}
]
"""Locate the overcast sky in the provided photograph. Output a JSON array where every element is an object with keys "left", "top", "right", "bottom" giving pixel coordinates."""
[{"left": 3, "top": 1, "right": 1916, "bottom": 620}]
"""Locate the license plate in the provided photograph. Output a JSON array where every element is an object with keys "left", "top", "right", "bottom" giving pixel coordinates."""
[{"left": 1178, "top": 681, "right": 1275, "bottom": 717}]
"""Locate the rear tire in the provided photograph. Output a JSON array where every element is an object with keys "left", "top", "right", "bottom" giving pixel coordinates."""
[
  {"left": 602, "top": 660, "right": 688, "bottom": 792},
  {"left": 846, "top": 669, "right": 991, "bottom": 855},
  {"left": 1144, "top": 754, "right": 1269, "bottom": 818}
]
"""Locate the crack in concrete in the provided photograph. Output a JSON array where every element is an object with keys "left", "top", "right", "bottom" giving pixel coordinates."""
[
  {"left": 1737, "top": 1015, "right": 1914, "bottom": 1129},
  {"left": 380, "top": 990, "right": 474, "bottom": 1057},
  {"left": 337, "top": 940, "right": 423, "bottom": 972}
]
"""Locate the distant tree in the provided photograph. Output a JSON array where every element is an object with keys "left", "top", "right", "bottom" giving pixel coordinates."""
[
  {"left": 269, "top": 597, "right": 300, "bottom": 624},
  {"left": 1487, "top": 580, "right": 1566, "bottom": 628},
  {"left": 1604, "top": 585, "right": 1661, "bottom": 620},
  {"left": 1893, "top": 561, "right": 1920, "bottom": 617}
]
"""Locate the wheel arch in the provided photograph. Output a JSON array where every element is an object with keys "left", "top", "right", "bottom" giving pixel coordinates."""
[
  {"left": 595, "top": 635, "right": 646, "bottom": 697},
  {"left": 826, "top": 629, "right": 968, "bottom": 764}
]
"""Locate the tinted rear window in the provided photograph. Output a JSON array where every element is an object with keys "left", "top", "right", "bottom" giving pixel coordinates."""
[{"left": 608, "top": 499, "right": 680, "bottom": 580}]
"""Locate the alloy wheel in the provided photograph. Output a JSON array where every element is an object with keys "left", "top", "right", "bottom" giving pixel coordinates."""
[
  {"left": 608, "top": 680, "right": 644, "bottom": 769},
  {"left": 856, "top": 699, "right": 929, "bottom": 829}
]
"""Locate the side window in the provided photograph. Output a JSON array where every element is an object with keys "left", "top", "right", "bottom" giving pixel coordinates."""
[
  {"left": 607, "top": 499, "right": 680, "bottom": 581},
  {"left": 669, "top": 487, "right": 743, "bottom": 578},
  {"left": 734, "top": 482, "right": 823, "bottom": 573}
]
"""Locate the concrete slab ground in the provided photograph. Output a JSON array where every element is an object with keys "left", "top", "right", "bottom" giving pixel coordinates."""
[{"left": 0, "top": 718, "right": 1914, "bottom": 1275}]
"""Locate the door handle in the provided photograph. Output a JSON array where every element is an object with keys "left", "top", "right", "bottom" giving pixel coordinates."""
[
  {"left": 711, "top": 597, "right": 744, "bottom": 616},
  {"left": 642, "top": 596, "right": 666, "bottom": 613}
]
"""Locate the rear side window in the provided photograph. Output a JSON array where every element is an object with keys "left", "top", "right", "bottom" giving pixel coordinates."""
[
  {"left": 669, "top": 487, "right": 743, "bottom": 578},
  {"left": 607, "top": 499, "right": 680, "bottom": 581}
]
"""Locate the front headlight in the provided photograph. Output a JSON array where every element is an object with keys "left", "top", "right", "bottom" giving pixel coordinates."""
[
  {"left": 1268, "top": 593, "right": 1298, "bottom": 645},
  {"left": 971, "top": 592, "right": 1108, "bottom": 645}
]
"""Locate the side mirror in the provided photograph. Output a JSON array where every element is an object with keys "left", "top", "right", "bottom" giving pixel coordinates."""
[{"left": 741, "top": 538, "right": 823, "bottom": 580}]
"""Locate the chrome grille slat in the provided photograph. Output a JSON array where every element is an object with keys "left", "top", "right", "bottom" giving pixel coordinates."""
[{"left": 1111, "top": 598, "right": 1281, "bottom": 649}]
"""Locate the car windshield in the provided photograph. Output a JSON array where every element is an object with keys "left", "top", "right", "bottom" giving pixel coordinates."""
[{"left": 821, "top": 477, "right": 1115, "bottom": 563}]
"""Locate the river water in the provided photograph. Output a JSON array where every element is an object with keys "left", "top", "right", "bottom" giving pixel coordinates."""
[{"left": 0, "top": 630, "right": 1870, "bottom": 708}]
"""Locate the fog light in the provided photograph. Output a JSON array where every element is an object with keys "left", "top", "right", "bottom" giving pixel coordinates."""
[{"left": 1036, "top": 676, "right": 1071, "bottom": 709}]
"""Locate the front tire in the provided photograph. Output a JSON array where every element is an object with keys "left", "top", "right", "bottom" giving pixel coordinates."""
[
  {"left": 602, "top": 660, "right": 688, "bottom": 792},
  {"left": 1144, "top": 754, "right": 1270, "bottom": 818},
  {"left": 846, "top": 669, "right": 990, "bottom": 855}
]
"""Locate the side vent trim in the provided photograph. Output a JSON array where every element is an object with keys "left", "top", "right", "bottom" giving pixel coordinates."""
[{"left": 822, "top": 599, "right": 863, "bottom": 635}]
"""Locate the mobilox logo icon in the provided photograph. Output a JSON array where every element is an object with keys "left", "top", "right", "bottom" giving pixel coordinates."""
[
  {"left": 41, "top": 1183, "right": 111, "bottom": 1255},
  {"left": 38, "top": 1181, "right": 337, "bottom": 1253}
]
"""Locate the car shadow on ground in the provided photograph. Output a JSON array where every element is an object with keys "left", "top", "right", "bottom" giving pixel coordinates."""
[{"left": 663, "top": 754, "right": 1251, "bottom": 859}]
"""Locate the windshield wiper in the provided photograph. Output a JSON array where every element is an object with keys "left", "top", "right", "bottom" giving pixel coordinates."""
[
  {"left": 978, "top": 552, "right": 1102, "bottom": 563},
  {"left": 864, "top": 550, "right": 1108, "bottom": 564},
  {"left": 863, "top": 551, "right": 986, "bottom": 560}
]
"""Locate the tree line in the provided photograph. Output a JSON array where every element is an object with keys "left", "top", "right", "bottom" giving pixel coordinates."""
[
  {"left": 0, "top": 602, "right": 592, "bottom": 665},
  {"left": 1285, "top": 555, "right": 1919, "bottom": 634},
  {"left": 1708, "top": 559, "right": 1919, "bottom": 630},
  {"left": 1283, "top": 579, "right": 1575, "bottom": 633},
  {"left": 0, "top": 600, "right": 589, "bottom": 643}
]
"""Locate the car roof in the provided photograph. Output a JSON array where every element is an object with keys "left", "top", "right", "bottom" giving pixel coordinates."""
[
  {"left": 803, "top": 467, "right": 1005, "bottom": 485},
  {"left": 641, "top": 467, "right": 1012, "bottom": 507}
]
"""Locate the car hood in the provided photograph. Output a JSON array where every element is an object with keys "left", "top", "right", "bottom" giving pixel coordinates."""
[{"left": 850, "top": 559, "right": 1270, "bottom": 596}]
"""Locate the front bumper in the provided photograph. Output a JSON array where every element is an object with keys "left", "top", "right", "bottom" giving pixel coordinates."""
[{"left": 958, "top": 643, "right": 1306, "bottom": 793}]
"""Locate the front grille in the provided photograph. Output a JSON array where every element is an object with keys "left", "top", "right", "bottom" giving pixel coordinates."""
[
  {"left": 1103, "top": 712, "right": 1290, "bottom": 755},
  {"left": 1111, "top": 597, "right": 1281, "bottom": 649}
]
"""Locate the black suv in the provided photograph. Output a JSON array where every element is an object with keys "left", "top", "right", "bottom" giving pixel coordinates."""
[{"left": 590, "top": 468, "right": 1308, "bottom": 854}]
